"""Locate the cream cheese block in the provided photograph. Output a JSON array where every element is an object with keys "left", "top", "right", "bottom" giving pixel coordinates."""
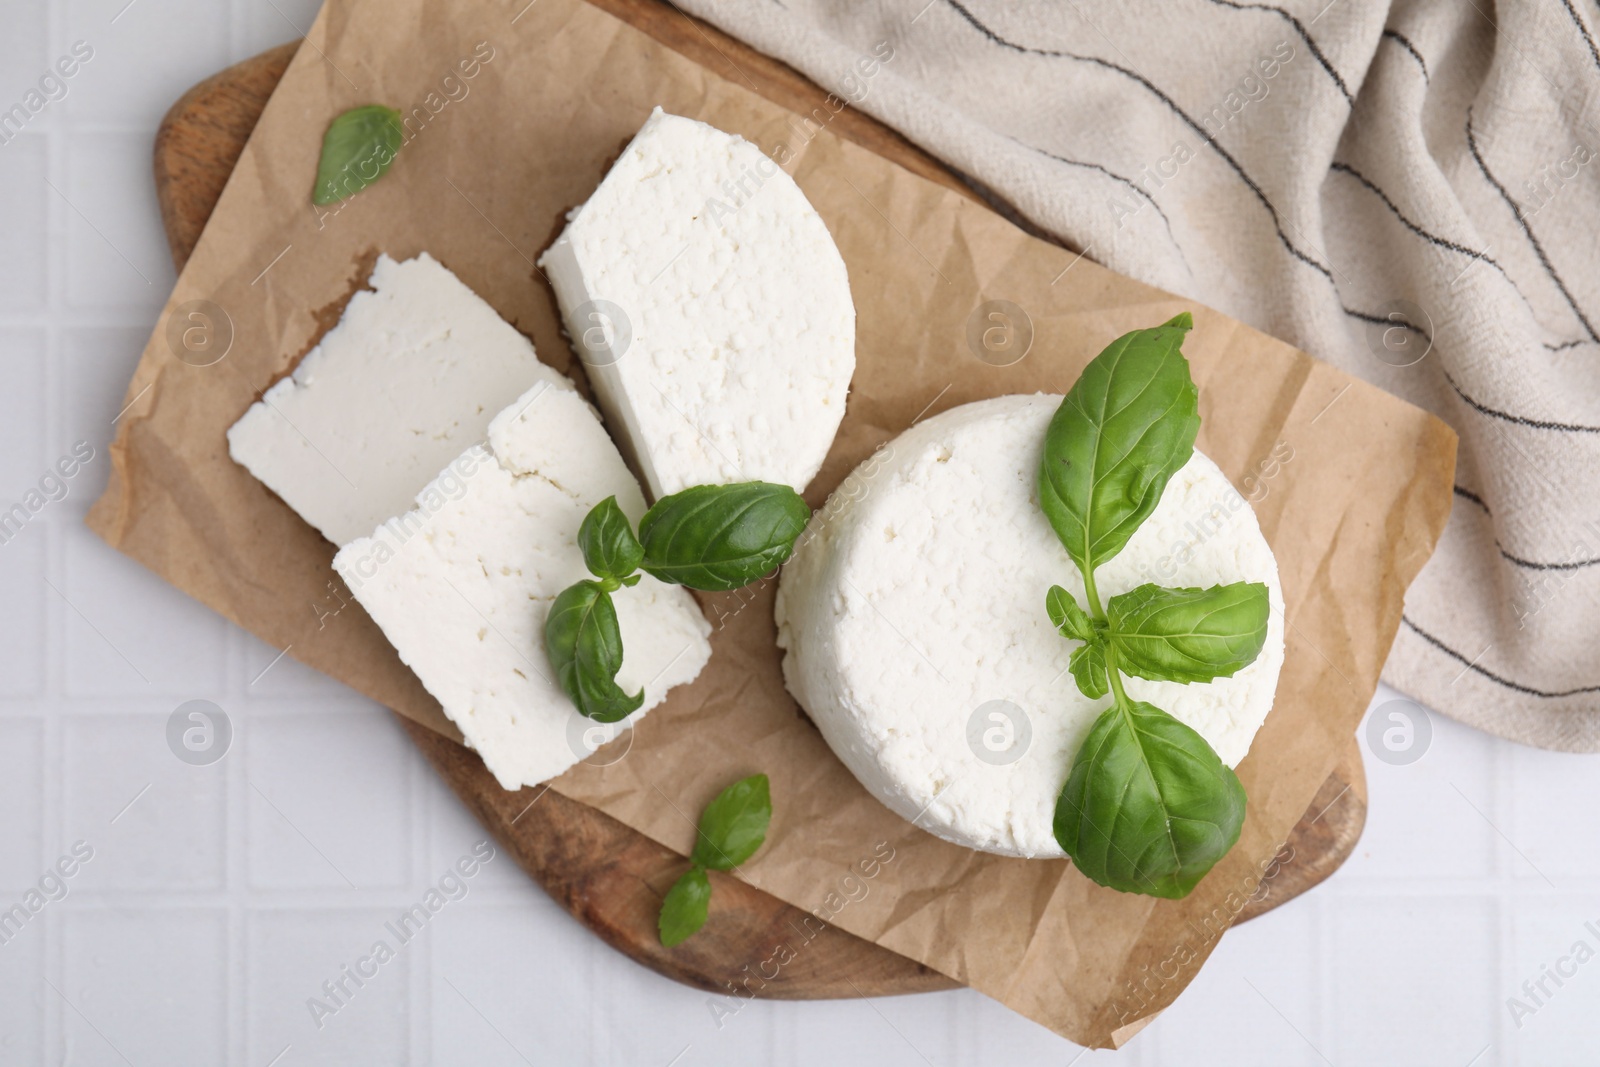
[
  {"left": 333, "top": 381, "right": 712, "bottom": 790},
  {"left": 774, "top": 394, "right": 1285, "bottom": 858},
  {"left": 539, "top": 107, "right": 855, "bottom": 499},
  {"left": 228, "top": 252, "right": 568, "bottom": 545}
]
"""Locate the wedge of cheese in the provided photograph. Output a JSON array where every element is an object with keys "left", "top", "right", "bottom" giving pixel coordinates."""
[
  {"left": 334, "top": 381, "right": 712, "bottom": 790},
  {"left": 540, "top": 108, "right": 855, "bottom": 499},
  {"left": 775, "top": 395, "right": 1285, "bottom": 858},
  {"left": 228, "top": 252, "right": 567, "bottom": 545}
]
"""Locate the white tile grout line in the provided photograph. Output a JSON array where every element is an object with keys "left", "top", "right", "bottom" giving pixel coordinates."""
[
  {"left": 408, "top": 713, "right": 429, "bottom": 1066},
  {"left": 1491, "top": 725, "right": 1513, "bottom": 1065},
  {"left": 44, "top": 6, "right": 64, "bottom": 1060},
  {"left": 1312, "top": 893, "right": 1329, "bottom": 1067}
]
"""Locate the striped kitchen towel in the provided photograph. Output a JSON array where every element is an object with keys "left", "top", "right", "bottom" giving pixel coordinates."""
[{"left": 677, "top": 0, "right": 1600, "bottom": 750}]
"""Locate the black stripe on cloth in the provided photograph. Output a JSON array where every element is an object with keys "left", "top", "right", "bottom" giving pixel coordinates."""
[
  {"left": 1546, "top": 338, "right": 1596, "bottom": 351},
  {"left": 1453, "top": 484, "right": 1490, "bottom": 512},
  {"left": 1502, "top": 547, "right": 1600, "bottom": 571},
  {"left": 1441, "top": 365, "right": 1600, "bottom": 433},
  {"left": 938, "top": 0, "right": 1337, "bottom": 283},
  {"left": 1344, "top": 304, "right": 1432, "bottom": 342},
  {"left": 1202, "top": 0, "right": 1353, "bottom": 103},
  {"left": 1403, "top": 615, "right": 1600, "bottom": 697},
  {"left": 1452, "top": 486, "right": 1600, "bottom": 570},
  {"left": 1559, "top": 0, "right": 1600, "bottom": 74},
  {"left": 1464, "top": 110, "right": 1599, "bottom": 342},
  {"left": 1027, "top": 143, "right": 1181, "bottom": 244},
  {"left": 1381, "top": 28, "right": 1429, "bottom": 79},
  {"left": 1331, "top": 160, "right": 1568, "bottom": 335},
  {"left": 1329, "top": 162, "right": 1522, "bottom": 287}
]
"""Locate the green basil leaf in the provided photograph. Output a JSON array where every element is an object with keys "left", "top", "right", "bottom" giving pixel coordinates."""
[
  {"left": 640, "top": 483, "right": 810, "bottom": 591},
  {"left": 1045, "top": 585, "right": 1095, "bottom": 642},
  {"left": 579, "top": 496, "right": 643, "bottom": 584},
  {"left": 1068, "top": 642, "right": 1110, "bottom": 700},
  {"left": 691, "top": 773, "right": 771, "bottom": 871},
  {"left": 543, "top": 580, "right": 643, "bottom": 723},
  {"left": 1037, "top": 313, "right": 1200, "bottom": 575},
  {"left": 314, "top": 105, "right": 403, "bottom": 205},
  {"left": 1108, "top": 582, "right": 1270, "bottom": 684},
  {"left": 658, "top": 866, "right": 712, "bottom": 947},
  {"left": 1054, "top": 699, "right": 1246, "bottom": 898}
]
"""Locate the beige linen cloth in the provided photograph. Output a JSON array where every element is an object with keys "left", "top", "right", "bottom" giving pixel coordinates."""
[{"left": 677, "top": 0, "right": 1600, "bottom": 750}]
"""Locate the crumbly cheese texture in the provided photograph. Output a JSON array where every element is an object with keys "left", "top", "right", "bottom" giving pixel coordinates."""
[
  {"left": 539, "top": 108, "right": 855, "bottom": 498},
  {"left": 775, "top": 395, "right": 1285, "bottom": 858},
  {"left": 332, "top": 382, "right": 712, "bottom": 790},
  {"left": 228, "top": 252, "right": 569, "bottom": 545}
]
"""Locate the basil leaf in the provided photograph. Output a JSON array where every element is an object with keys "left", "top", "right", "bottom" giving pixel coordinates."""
[
  {"left": 1068, "top": 642, "right": 1110, "bottom": 700},
  {"left": 543, "top": 580, "right": 643, "bottom": 723},
  {"left": 1108, "top": 582, "right": 1270, "bottom": 684},
  {"left": 579, "top": 496, "right": 643, "bottom": 585},
  {"left": 691, "top": 773, "right": 771, "bottom": 871},
  {"left": 640, "top": 483, "right": 810, "bottom": 591},
  {"left": 658, "top": 866, "right": 712, "bottom": 947},
  {"left": 1037, "top": 313, "right": 1200, "bottom": 575},
  {"left": 1054, "top": 699, "right": 1246, "bottom": 898},
  {"left": 1045, "top": 585, "right": 1095, "bottom": 642},
  {"left": 314, "top": 105, "right": 403, "bottom": 205}
]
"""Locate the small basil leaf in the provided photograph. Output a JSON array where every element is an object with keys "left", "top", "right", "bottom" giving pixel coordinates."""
[
  {"left": 692, "top": 773, "right": 771, "bottom": 871},
  {"left": 543, "top": 580, "right": 643, "bottom": 723},
  {"left": 1046, "top": 585, "right": 1095, "bottom": 642},
  {"left": 1107, "top": 582, "right": 1270, "bottom": 684},
  {"left": 658, "top": 866, "right": 712, "bottom": 947},
  {"left": 1054, "top": 699, "right": 1246, "bottom": 898},
  {"left": 579, "top": 496, "right": 643, "bottom": 583},
  {"left": 1068, "top": 641, "right": 1110, "bottom": 700},
  {"left": 1037, "top": 313, "right": 1200, "bottom": 574},
  {"left": 640, "top": 483, "right": 810, "bottom": 591},
  {"left": 314, "top": 105, "right": 404, "bottom": 205}
]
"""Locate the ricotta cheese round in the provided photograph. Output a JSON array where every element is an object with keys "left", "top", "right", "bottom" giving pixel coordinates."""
[
  {"left": 539, "top": 107, "right": 855, "bottom": 498},
  {"left": 774, "top": 394, "right": 1285, "bottom": 858}
]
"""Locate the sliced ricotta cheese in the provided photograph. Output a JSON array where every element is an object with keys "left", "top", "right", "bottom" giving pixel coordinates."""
[
  {"left": 539, "top": 107, "right": 855, "bottom": 499},
  {"left": 333, "top": 381, "right": 713, "bottom": 790},
  {"left": 228, "top": 252, "right": 570, "bottom": 545},
  {"left": 774, "top": 394, "right": 1285, "bottom": 858}
]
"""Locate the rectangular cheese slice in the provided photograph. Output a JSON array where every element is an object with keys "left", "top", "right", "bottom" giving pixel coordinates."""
[
  {"left": 333, "top": 381, "right": 713, "bottom": 790},
  {"left": 228, "top": 252, "right": 571, "bottom": 545}
]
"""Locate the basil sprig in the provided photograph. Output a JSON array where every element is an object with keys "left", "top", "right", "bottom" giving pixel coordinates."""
[
  {"left": 313, "top": 105, "right": 403, "bottom": 205},
  {"left": 545, "top": 484, "right": 809, "bottom": 720},
  {"left": 659, "top": 773, "right": 772, "bottom": 946},
  {"left": 1039, "top": 313, "right": 1271, "bottom": 899}
]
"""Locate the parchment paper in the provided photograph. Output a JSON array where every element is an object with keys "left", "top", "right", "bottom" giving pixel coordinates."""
[{"left": 87, "top": 0, "right": 1456, "bottom": 1046}]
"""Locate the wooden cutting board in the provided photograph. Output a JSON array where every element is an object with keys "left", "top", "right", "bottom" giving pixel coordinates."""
[{"left": 153, "top": 4, "right": 1367, "bottom": 999}]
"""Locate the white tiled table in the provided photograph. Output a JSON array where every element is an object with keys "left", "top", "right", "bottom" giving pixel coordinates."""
[{"left": 4, "top": 1, "right": 1598, "bottom": 1063}]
